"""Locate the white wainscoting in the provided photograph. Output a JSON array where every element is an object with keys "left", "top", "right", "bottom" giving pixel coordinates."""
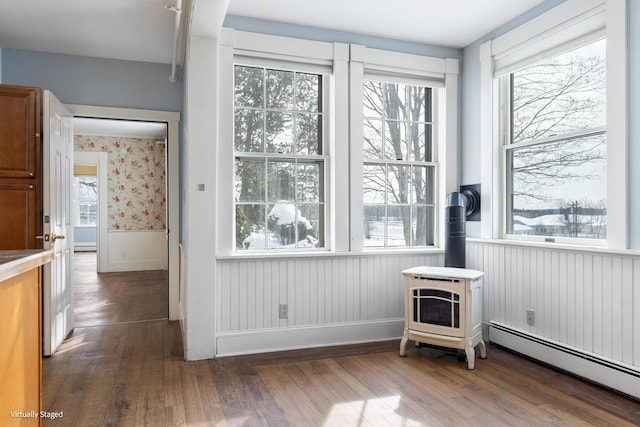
[
  {"left": 105, "top": 230, "right": 168, "bottom": 272},
  {"left": 466, "top": 239, "right": 640, "bottom": 398},
  {"left": 215, "top": 252, "right": 443, "bottom": 356}
]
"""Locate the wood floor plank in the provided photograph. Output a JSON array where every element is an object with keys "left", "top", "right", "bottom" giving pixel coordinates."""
[
  {"left": 258, "top": 364, "right": 325, "bottom": 426},
  {"left": 210, "top": 357, "right": 288, "bottom": 426},
  {"left": 177, "top": 362, "right": 208, "bottom": 426},
  {"left": 337, "top": 353, "right": 472, "bottom": 427},
  {"left": 193, "top": 362, "right": 227, "bottom": 426}
]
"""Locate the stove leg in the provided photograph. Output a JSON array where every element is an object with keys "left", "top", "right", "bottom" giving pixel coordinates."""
[
  {"left": 399, "top": 329, "right": 409, "bottom": 357},
  {"left": 478, "top": 339, "right": 487, "bottom": 359},
  {"left": 464, "top": 340, "right": 476, "bottom": 369}
]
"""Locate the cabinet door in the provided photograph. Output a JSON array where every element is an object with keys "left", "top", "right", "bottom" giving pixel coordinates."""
[
  {"left": 0, "top": 182, "right": 38, "bottom": 249},
  {"left": 0, "top": 85, "right": 41, "bottom": 179},
  {"left": 0, "top": 268, "right": 41, "bottom": 427}
]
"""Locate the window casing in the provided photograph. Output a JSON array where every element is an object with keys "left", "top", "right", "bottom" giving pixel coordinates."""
[
  {"left": 233, "top": 64, "right": 327, "bottom": 251},
  {"left": 362, "top": 79, "right": 437, "bottom": 247},
  {"left": 503, "top": 38, "right": 607, "bottom": 242}
]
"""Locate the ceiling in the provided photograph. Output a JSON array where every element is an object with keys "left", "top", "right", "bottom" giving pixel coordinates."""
[
  {"left": 0, "top": 0, "right": 179, "bottom": 64},
  {"left": 0, "top": 0, "right": 547, "bottom": 65},
  {"left": 225, "top": 0, "right": 547, "bottom": 48}
]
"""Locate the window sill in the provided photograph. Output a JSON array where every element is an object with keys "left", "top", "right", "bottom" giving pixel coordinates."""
[
  {"left": 467, "top": 237, "right": 640, "bottom": 257},
  {"left": 216, "top": 247, "right": 444, "bottom": 261}
]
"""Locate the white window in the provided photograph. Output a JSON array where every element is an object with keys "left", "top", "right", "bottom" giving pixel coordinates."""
[
  {"left": 349, "top": 45, "right": 459, "bottom": 252},
  {"left": 75, "top": 175, "right": 97, "bottom": 226},
  {"left": 480, "top": 0, "right": 626, "bottom": 247},
  {"left": 504, "top": 39, "right": 606, "bottom": 241},
  {"left": 219, "top": 29, "right": 458, "bottom": 255},
  {"left": 233, "top": 65, "right": 327, "bottom": 251},
  {"left": 362, "top": 80, "right": 436, "bottom": 247}
]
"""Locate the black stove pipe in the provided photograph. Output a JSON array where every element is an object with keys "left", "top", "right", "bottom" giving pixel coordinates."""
[{"left": 444, "top": 192, "right": 466, "bottom": 268}]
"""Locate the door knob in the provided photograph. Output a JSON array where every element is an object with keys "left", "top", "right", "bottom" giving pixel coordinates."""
[{"left": 51, "top": 233, "right": 65, "bottom": 242}]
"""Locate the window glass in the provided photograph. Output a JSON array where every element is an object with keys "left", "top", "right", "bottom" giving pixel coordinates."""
[
  {"left": 363, "top": 80, "right": 435, "bottom": 248},
  {"left": 506, "top": 39, "right": 606, "bottom": 240},
  {"left": 76, "top": 176, "right": 97, "bottom": 226},
  {"left": 234, "top": 65, "right": 325, "bottom": 250}
]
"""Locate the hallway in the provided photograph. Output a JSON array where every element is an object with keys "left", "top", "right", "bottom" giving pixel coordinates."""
[{"left": 73, "top": 251, "right": 168, "bottom": 327}]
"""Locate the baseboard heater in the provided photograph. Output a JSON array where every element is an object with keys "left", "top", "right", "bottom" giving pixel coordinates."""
[{"left": 489, "top": 321, "right": 640, "bottom": 400}]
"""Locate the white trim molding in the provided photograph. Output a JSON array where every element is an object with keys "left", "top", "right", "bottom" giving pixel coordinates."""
[
  {"left": 74, "top": 151, "right": 108, "bottom": 270},
  {"left": 216, "top": 319, "right": 404, "bottom": 357}
]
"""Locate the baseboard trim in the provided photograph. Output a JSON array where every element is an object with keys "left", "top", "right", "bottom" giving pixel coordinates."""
[
  {"left": 216, "top": 319, "right": 405, "bottom": 358},
  {"left": 489, "top": 321, "right": 640, "bottom": 399}
]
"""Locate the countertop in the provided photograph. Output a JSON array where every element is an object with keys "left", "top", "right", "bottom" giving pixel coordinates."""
[{"left": 0, "top": 249, "right": 54, "bottom": 282}]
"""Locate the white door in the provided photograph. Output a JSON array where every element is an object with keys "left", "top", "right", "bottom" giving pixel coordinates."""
[{"left": 42, "top": 91, "right": 74, "bottom": 356}]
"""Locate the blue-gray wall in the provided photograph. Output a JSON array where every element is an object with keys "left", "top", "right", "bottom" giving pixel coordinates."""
[
  {"left": 1, "top": 48, "right": 184, "bottom": 240},
  {"left": 74, "top": 226, "right": 96, "bottom": 246},
  {"left": 1, "top": 49, "right": 182, "bottom": 111},
  {"left": 224, "top": 16, "right": 461, "bottom": 59}
]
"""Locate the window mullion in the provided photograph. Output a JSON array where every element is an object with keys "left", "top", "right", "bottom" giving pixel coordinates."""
[{"left": 507, "top": 126, "right": 607, "bottom": 150}]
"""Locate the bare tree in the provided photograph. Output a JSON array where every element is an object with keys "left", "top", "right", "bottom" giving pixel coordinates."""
[
  {"left": 510, "top": 43, "right": 606, "bottom": 204},
  {"left": 363, "top": 81, "right": 432, "bottom": 246},
  {"left": 557, "top": 198, "right": 607, "bottom": 239},
  {"left": 78, "top": 178, "right": 97, "bottom": 195}
]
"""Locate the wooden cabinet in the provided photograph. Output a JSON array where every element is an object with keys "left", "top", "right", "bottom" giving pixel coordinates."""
[
  {"left": 0, "top": 85, "right": 42, "bottom": 249},
  {"left": 0, "top": 182, "right": 38, "bottom": 249},
  {"left": 0, "top": 250, "right": 53, "bottom": 427}
]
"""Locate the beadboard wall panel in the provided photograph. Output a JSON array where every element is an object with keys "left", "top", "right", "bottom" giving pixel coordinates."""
[
  {"left": 106, "top": 230, "right": 168, "bottom": 272},
  {"left": 215, "top": 253, "right": 443, "bottom": 355},
  {"left": 466, "top": 240, "right": 640, "bottom": 369}
]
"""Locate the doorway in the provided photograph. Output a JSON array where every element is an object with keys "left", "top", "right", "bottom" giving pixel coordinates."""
[
  {"left": 72, "top": 117, "right": 170, "bottom": 326},
  {"left": 67, "top": 104, "right": 181, "bottom": 322}
]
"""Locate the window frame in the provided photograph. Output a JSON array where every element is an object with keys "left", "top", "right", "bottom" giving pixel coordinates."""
[
  {"left": 502, "top": 38, "right": 607, "bottom": 245},
  {"left": 480, "top": 0, "right": 627, "bottom": 249},
  {"left": 360, "top": 77, "right": 439, "bottom": 248},
  {"left": 233, "top": 61, "right": 331, "bottom": 253}
]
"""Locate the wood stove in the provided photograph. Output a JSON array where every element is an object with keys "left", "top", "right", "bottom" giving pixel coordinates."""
[{"left": 399, "top": 266, "right": 486, "bottom": 369}]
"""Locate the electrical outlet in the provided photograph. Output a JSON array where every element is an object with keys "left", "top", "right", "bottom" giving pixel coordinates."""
[
  {"left": 279, "top": 304, "right": 288, "bottom": 319},
  {"left": 526, "top": 309, "right": 535, "bottom": 326}
]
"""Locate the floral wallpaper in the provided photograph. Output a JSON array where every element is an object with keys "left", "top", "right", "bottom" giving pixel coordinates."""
[{"left": 74, "top": 135, "right": 166, "bottom": 231}]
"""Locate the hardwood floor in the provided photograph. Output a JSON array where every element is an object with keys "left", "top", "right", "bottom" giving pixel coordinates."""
[
  {"left": 42, "top": 254, "right": 639, "bottom": 425},
  {"left": 73, "top": 251, "right": 168, "bottom": 327},
  {"left": 43, "top": 327, "right": 640, "bottom": 426}
]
